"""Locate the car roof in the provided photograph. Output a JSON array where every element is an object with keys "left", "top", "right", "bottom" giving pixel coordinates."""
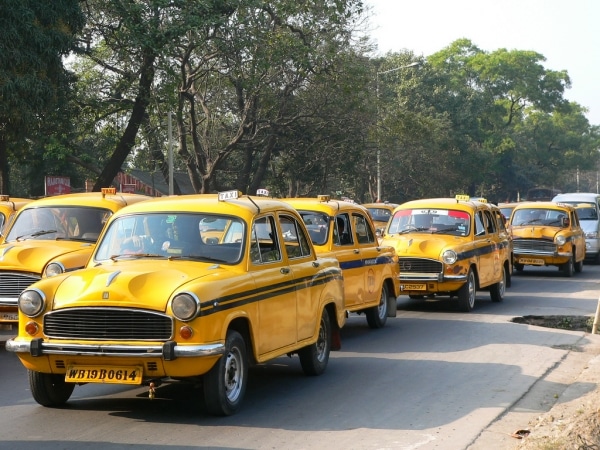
[
  {"left": 283, "top": 197, "right": 369, "bottom": 215},
  {"left": 18, "top": 191, "right": 150, "bottom": 212},
  {"left": 513, "top": 201, "right": 576, "bottom": 211},
  {"left": 111, "top": 193, "right": 301, "bottom": 219},
  {"left": 395, "top": 197, "right": 498, "bottom": 212}
]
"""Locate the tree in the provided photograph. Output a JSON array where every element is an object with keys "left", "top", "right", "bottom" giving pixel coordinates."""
[{"left": 0, "top": 0, "right": 84, "bottom": 194}]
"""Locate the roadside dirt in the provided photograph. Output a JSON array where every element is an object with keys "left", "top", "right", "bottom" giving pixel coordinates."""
[{"left": 510, "top": 316, "right": 600, "bottom": 449}]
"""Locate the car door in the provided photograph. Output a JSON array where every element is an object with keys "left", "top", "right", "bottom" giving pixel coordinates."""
[
  {"left": 351, "top": 211, "right": 381, "bottom": 308},
  {"left": 250, "top": 214, "right": 297, "bottom": 356}
]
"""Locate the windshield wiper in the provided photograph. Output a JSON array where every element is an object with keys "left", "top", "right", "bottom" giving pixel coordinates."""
[{"left": 16, "top": 229, "right": 58, "bottom": 241}]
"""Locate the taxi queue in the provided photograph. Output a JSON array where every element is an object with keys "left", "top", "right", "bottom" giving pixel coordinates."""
[{"left": 1, "top": 189, "right": 585, "bottom": 415}]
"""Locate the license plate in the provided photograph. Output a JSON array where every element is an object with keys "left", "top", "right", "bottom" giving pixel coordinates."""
[
  {"left": 0, "top": 312, "right": 18, "bottom": 321},
  {"left": 518, "top": 258, "right": 545, "bottom": 266},
  {"left": 65, "top": 365, "right": 143, "bottom": 384},
  {"left": 401, "top": 283, "right": 427, "bottom": 291}
]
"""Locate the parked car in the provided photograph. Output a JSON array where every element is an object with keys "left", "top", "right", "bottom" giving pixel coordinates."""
[
  {"left": 380, "top": 195, "right": 512, "bottom": 312},
  {"left": 6, "top": 190, "right": 345, "bottom": 416},
  {"left": 362, "top": 202, "right": 399, "bottom": 239},
  {"left": 0, "top": 188, "right": 150, "bottom": 330},
  {"left": 0, "top": 195, "right": 32, "bottom": 241},
  {"left": 509, "top": 201, "right": 585, "bottom": 276},
  {"left": 498, "top": 202, "right": 520, "bottom": 227},
  {"left": 552, "top": 193, "right": 600, "bottom": 263},
  {"left": 285, "top": 196, "right": 400, "bottom": 328}
]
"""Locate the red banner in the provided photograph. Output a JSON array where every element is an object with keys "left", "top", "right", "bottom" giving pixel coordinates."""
[{"left": 45, "top": 176, "right": 71, "bottom": 196}]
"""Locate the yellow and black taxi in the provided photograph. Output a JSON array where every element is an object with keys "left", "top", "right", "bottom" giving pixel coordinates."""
[
  {"left": 6, "top": 190, "right": 345, "bottom": 416},
  {"left": 380, "top": 195, "right": 512, "bottom": 312},
  {"left": 509, "top": 201, "right": 585, "bottom": 276},
  {"left": 0, "top": 195, "right": 32, "bottom": 241},
  {"left": 362, "top": 202, "right": 399, "bottom": 240},
  {"left": 0, "top": 188, "right": 149, "bottom": 330},
  {"left": 284, "top": 196, "right": 399, "bottom": 328}
]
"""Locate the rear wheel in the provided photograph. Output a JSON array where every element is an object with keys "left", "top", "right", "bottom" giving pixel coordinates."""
[
  {"left": 203, "top": 330, "right": 248, "bottom": 416},
  {"left": 490, "top": 265, "right": 506, "bottom": 302},
  {"left": 457, "top": 269, "right": 476, "bottom": 312},
  {"left": 29, "top": 370, "right": 74, "bottom": 407},
  {"left": 299, "top": 309, "right": 331, "bottom": 376},
  {"left": 366, "top": 284, "right": 388, "bottom": 329}
]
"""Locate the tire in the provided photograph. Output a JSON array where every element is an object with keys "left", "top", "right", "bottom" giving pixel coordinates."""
[
  {"left": 298, "top": 309, "right": 331, "bottom": 376},
  {"left": 457, "top": 269, "right": 476, "bottom": 312},
  {"left": 366, "top": 284, "right": 389, "bottom": 329},
  {"left": 489, "top": 265, "right": 506, "bottom": 302},
  {"left": 28, "top": 370, "right": 75, "bottom": 407},
  {"left": 203, "top": 330, "right": 248, "bottom": 416},
  {"left": 562, "top": 255, "right": 574, "bottom": 277},
  {"left": 575, "top": 257, "right": 584, "bottom": 273},
  {"left": 514, "top": 263, "right": 524, "bottom": 272}
]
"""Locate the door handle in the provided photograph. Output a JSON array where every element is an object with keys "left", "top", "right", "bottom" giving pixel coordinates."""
[{"left": 280, "top": 267, "right": 290, "bottom": 274}]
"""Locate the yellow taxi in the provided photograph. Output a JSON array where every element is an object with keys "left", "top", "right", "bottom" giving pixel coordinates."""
[
  {"left": 6, "top": 190, "right": 345, "bottom": 416},
  {"left": 0, "top": 195, "right": 32, "bottom": 241},
  {"left": 0, "top": 188, "right": 150, "bottom": 330},
  {"left": 362, "top": 202, "right": 399, "bottom": 239},
  {"left": 380, "top": 195, "right": 512, "bottom": 312},
  {"left": 509, "top": 201, "right": 585, "bottom": 276},
  {"left": 284, "top": 196, "right": 400, "bottom": 328}
]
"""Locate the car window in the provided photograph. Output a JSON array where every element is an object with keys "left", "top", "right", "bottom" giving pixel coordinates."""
[
  {"left": 279, "top": 214, "right": 311, "bottom": 259},
  {"left": 388, "top": 208, "right": 470, "bottom": 236},
  {"left": 299, "top": 211, "right": 329, "bottom": 246},
  {"left": 250, "top": 215, "right": 281, "bottom": 264},
  {"left": 334, "top": 213, "right": 353, "bottom": 246},
  {"left": 6, "top": 206, "right": 111, "bottom": 242},
  {"left": 353, "top": 213, "right": 375, "bottom": 245}
]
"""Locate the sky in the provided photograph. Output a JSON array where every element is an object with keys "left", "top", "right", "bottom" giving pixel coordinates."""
[{"left": 363, "top": 0, "right": 600, "bottom": 125}]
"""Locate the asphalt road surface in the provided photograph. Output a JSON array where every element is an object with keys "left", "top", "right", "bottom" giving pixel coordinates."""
[{"left": 1, "top": 264, "right": 599, "bottom": 450}]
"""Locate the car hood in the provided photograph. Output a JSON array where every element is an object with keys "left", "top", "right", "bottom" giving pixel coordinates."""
[
  {"left": 511, "top": 226, "right": 561, "bottom": 240},
  {"left": 382, "top": 234, "right": 456, "bottom": 257},
  {"left": 0, "top": 241, "right": 94, "bottom": 273},
  {"left": 50, "top": 259, "right": 225, "bottom": 311}
]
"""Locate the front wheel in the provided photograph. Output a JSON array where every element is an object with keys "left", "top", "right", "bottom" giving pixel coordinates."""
[
  {"left": 562, "top": 255, "right": 574, "bottom": 277},
  {"left": 575, "top": 256, "right": 583, "bottom": 273},
  {"left": 457, "top": 269, "right": 476, "bottom": 312},
  {"left": 299, "top": 309, "right": 331, "bottom": 376},
  {"left": 366, "top": 284, "right": 389, "bottom": 329},
  {"left": 29, "top": 370, "right": 75, "bottom": 407},
  {"left": 489, "top": 265, "right": 506, "bottom": 302},
  {"left": 203, "top": 330, "right": 248, "bottom": 416}
]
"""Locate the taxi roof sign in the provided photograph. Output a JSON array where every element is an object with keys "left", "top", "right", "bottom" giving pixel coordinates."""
[
  {"left": 455, "top": 194, "right": 470, "bottom": 202},
  {"left": 218, "top": 190, "right": 241, "bottom": 201},
  {"left": 256, "top": 189, "right": 270, "bottom": 197},
  {"left": 0, "top": 195, "right": 9, "bottom": 202},
  {"left": 318, "top": 195, "right": 330, "bottom": 202},
  {"left": 101, "top": 187, "right": 117, "bottom": 196}
]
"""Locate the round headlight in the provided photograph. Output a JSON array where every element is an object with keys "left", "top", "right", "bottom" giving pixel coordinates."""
[
  {"left": 442, "top": 250, "right": 458, "bottom": 265},
  {"left": 172, "top": 293, "right": 199, "bottom": 321},
  {"left": 45, "top": 262, "right": 65, "bottom": 278},
  {"left": 556, "top": 235, "right": 566, "bottom": 246},
  {"left": 19, "top": 288, "right": 46, "bottom": 317}
]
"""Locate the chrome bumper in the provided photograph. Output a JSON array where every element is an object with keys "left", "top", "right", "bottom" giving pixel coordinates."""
[{"left": 5, "top": 338, "right": 225, "bottom": 360}]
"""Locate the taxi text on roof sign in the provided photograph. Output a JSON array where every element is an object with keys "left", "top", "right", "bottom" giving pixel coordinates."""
[
  {"left": 218, "top": 190, "right": 240, "bottom": 201},
  {"left": 256, "top": 189, "right": 270, "bottom": 197}
]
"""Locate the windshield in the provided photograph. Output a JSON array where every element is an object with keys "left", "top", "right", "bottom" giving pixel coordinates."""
[
  {"left": 367, "top": 207, "right": 393, "bottom": 223},
  {"left": 511, "top": 208, "right": 567, "bottom": 226},
  {"left": 560, "top": 202, "right": 598, "bottom": 220},
  {"left": 388, "top": 208, "right": 470, "bottom": 236},
  {"left": 94, "top": 212, "right": 245, "bottom": 264},
  {"left": 5, "top": 206, "right": 111, "bottom": 242}
]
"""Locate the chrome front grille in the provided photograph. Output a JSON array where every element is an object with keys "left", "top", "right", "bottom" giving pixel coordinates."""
[
  {"left": 44, "top": 308, "right": 173, "bottom": 341},
  {"left": 0, "top": 272, "right": 40, "bottom": 299},
  {"left": 399, "top": 258, "right": 443, "bottom": 274},
  {"left": 513, "top": 239, "right": 556, "bottom": 254}
]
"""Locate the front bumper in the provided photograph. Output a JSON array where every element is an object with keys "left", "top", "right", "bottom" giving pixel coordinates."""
[{"left": 5, "top": 338, "right": 225, "bottom": 360}]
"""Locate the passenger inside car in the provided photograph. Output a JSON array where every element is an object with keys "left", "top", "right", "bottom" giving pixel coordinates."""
[{"left": 335, "top": 216, "right": 352, "bottom": 245}]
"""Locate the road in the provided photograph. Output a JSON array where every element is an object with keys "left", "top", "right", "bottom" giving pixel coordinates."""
[{"left": 1, "top": 265, "right": 599, "bottom": 450}]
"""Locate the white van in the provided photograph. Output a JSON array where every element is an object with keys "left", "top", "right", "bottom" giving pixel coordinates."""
[{"left": 552, "top": 192, "right": 600, "bottom": 262}]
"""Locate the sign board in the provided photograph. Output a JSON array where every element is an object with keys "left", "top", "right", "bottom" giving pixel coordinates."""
[
  {"left": 45, "top": 176, "right": 71, "bottom": 196},
  {"left": 121, "top": 184, "right": 136, "bottom": 194}
]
